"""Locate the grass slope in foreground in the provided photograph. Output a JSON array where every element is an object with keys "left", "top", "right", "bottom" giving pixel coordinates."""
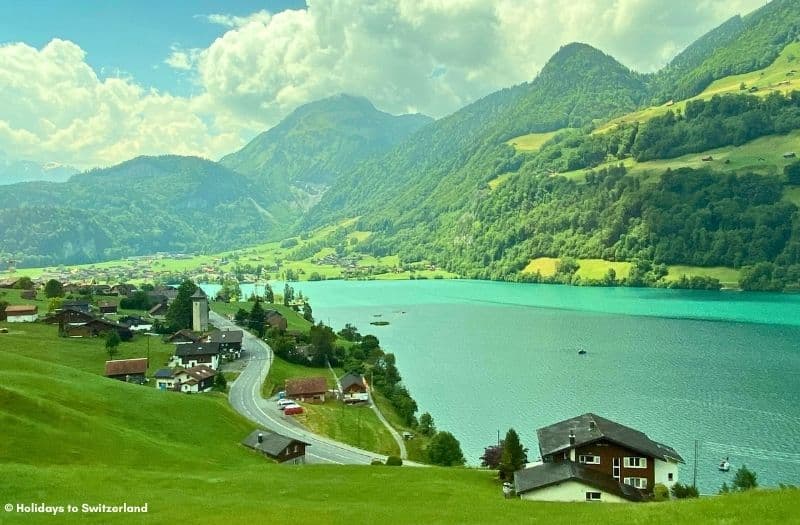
[{"left": 1, "top": 329, "right": 798, "bottom": 523}]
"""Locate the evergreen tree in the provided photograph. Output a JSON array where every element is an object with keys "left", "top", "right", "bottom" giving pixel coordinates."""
[
  {"left": 302, "top": 301, "right": 314, "bottom": 323},
  {"left": 249, "top": 297, "right": 267, "bottom": 338},
  {"left": 105, "top": 331, "right": 121, "bottom": 359},
  {"left": 214, "top": 372, "right": 228, "bottom": 392},
  {"left": 44, "top": 279, "right": 64, "bottom": 298},
  {"left": 418, "top": 412, "right": 436, "bottom": 436},
  {"left": 732, "top": 465, "right": 758, "bottom": 491},
  {"left": 427, "top": 431, "right": 466, "bottom": 466},
  {"left": 165, "top": 280, "right": 197, "bottom": 331},
  {"left": 264, "top": 283, "right": 274, "bottom": 303},
  {"left": 234, "top": 308, "right": 249, "bottom": 326},
  {"left": 498, "top": 428, "right": 528, "bottom": 480}
]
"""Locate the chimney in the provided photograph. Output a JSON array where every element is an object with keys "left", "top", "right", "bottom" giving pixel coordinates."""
[
  {"left": 589, "top": 420, "right": 596, "bottom": 431},
  {"left": 257, "top": 433, "right": 263, "bottom": 444},
  {"left": 569, "top": 430, "right": 576, "bottom": 446}
]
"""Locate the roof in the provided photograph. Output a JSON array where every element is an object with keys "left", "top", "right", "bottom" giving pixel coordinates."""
[
  {"left": 5, "top": 305, "right": 37, "bottom": 315},
  {"left": 241, "top": 429, "right": 309, "bottom": 457},
  {"left": 62, "top": 300, "right": 90, "bottom": 307},
  {"left": 154, "top": 368, "right": 177, "bottom": 379},
  {"left": 208, "top": 329, "right": 243, "bottom": 344},
  {"left": 265, "top": 310, "right": 285, "bottom": 319},
  {"left": 177, "top": 365, "right": 216, "bottom": 381},
  {"left": 190, "top": 288, "right": 207, "bottom": 299},
  {"left": 339, "top": 372, "right": 366, "bottom": 391},
  {"left": 285, "top": 376, "right": 327, "bottom": 396},
  {"left": 174, "top": 342, "right": 220, "bottom": 357},
  {"left": 148, "top": 302, "right": 169, "bottom": 315},
  {"left": 104, "top": 358, "right": 149, "bottom": 377},
  {"left": 165, "top": 329, "right": 202, "bottom": 343},
  {"left": 98, "top": 302, "right": 117, "bottom": 309},
  {"left": 514, "top": 462, "right": 647, "bottom": 502},
  {"left": 537, "top": 413, "right": 684, "bottom": 463}
]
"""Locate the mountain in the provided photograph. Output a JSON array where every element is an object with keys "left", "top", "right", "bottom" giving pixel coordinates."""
[
  {"left": 0, "top": 153, "right": 78, "bottom": 185},
  {"left": 220, "top": 94, "right": 432, "bottom": 210},
  {"left": 304, "top": 43, "right": 648, "bottom": 231},
  {"left": 0, "top": 155, "right": 281, "bottom": 267}
]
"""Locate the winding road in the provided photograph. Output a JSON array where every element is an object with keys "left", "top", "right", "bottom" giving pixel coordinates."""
[{"left": 212, "top": 311, "right": 395, "bottom": 465}]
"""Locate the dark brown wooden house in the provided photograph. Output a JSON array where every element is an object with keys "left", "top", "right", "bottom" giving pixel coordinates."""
[
  {"left": 65, "top": 318, "right": 132, "bottom": 339},
  {"left": 207, "top": 329, "right": 243, "bottom": 359},
  {"left": 98, "top": 302, "right": 118, "bottom": 314},
  {"left": 44, "top": 307, "right": 95, "bottom": 325},
  {"left": 534, "top": 413, "right": 684, "bottom": 497},
  {"left": 285, "top": 376, "right": 327, "bottom": 403},
  {"left": 104, "top": 358, "right": 148, "bottom": 383},
  {"left": 241, "top": 429, "right": 309, "bottom": 464},
  {"left": 20, "top": 289, "right": 36, "bottom": 300},
  {"left": 165, "top": 329, "right": 203, "bottom": 344},
  {"left": 265, "top": 310, "right": 288, "bottom": 331},
  {"left": 339, "top": 372, "right": 367, "bottom": 394}
]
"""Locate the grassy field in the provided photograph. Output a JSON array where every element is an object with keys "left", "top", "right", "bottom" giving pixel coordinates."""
[
  {"left": 262, "top": 356, "right": 340, "bottom": 397},
  {"left": 520, "top": 257, "right": 741, "bottom": 287},
  {"left": 505, "top": 130, "right": 563, "bottom": 152},
  {"left": 371, "top": 389, "right": 430, "bottom": 463},
  {"left": 300, "top": 400, "right": 400, "bottom": 457},
  {"left": 210, "top": 301, "right": 313, "bottom": 333},
  {"left": 2, "top": 319, "right": 799, "bottom": 523}
]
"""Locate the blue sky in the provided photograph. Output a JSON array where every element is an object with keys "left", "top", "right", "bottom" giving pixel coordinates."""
[
  {"left": 0, "top": 0, "right": 767, "bottom": 168},
  {"left": 0, "top": 1, "right": 305, "bottom": 96}
]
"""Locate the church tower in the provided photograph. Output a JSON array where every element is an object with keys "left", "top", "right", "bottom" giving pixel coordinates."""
[{"left": 191, "top": 287, "right": 208, "bottom": 332}]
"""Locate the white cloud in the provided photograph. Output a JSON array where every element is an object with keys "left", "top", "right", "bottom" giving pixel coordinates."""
[{"left": 0, "top": 0, "right": 768, "bottom": 168}]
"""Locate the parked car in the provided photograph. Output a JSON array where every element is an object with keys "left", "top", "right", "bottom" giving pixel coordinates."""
[
  {"left": 284, "top": 404, "right": 304, "bottom": 415},
  {"left": 277, "top": 399, "right": 294, "bottom": 410}
]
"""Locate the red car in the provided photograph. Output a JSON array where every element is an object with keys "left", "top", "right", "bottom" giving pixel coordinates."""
[{"left": 284, "top": 404, "right": 304, "bottom": 415}]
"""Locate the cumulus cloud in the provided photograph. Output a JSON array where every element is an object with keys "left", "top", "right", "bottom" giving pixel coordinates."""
[
  {"left": 0, "top": 39, "right": 240, "bottom": 168},
  {"left": 0, "top": 0, "right": 767, "bottom": 168}
]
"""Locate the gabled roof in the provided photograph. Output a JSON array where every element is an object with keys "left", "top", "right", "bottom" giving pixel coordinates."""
[
  {"left": 537, "top": 413, "right": 684, "bottom": 463},
  {"left": 339, "top": 372, "right": 366, "bottom": 391},
  {"left": 241, "top": 429, "right": 309, "bottom": 457},
  {"left": 165, "top": 329, "right": 202, "bottom": 343},
  {"left": 514, "top": 462, "right": 647, "bottom": 502},
  {"left": 265, "top": 309, "right": 285, "bottom": 319},
  {"left": 105, "top": 358, "right": 148, "bottom": 377},
  {"left": 174, "top": 342, "right": 220, "bottom": 357},
  {"left": 5, "top": 305, "right": 37, "bottom": 315},
  {"left": 285, "top": 376, "right": 327, "bottom": 396},
  {"left": 190, "top": 288, "right": 207, "bottom": 299},
  {"left": 177, "top": 364, "right": 216, "bottom": 381},
  {"left": 148, "top": 302, "right": 169, "bottom": 315},
  {"left": 154, "top": 368, "right": 178, "bottom": 379},
  {"left": 208, "top": 329, "right": 243, "bottom": 344}
]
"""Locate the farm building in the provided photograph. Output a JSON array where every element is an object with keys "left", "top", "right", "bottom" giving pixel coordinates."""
[
  {"left": 241, "top": 429, "right": 309, "bottom": 464},
  {"left": 104, "top": 358, "right": 149, "bottom": 383},
  {"left": 285, "top": 376, "right": 327, "bottom": 403},
  {"left": 4, "top": 305, "right": 38, "bottom": 323}
]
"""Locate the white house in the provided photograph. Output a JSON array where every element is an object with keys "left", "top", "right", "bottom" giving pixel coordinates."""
[
  {"left": 169, "top": 342, "right": 220, "bottom": 370},
  {"left": 173, "top": 365, "right": 216, "bottom": 393},
  {"left": 154, "top": 368, "right": 179, "bottom": 391},
  {"left": 5, "top": 305, "right": 38, "bottom": 322},
  {"left": 514, "top": 462, "right": 647, "bottom": 503}
]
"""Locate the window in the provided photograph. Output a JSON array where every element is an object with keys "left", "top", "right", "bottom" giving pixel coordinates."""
[
  {"left": 668, "top": 473, "right": 674, "bottom": 482},
  {"left": 624, "top": 457, "right": 647, "bottom": 468},
  {"left": 578, "top": 455, "right": 600, "bottom": 464},
  {"left": 623, "top": 477, "right": 648, "bottom": 489},
  {"left": 585, "top": 492, "right": 601, "bottom": 501}
]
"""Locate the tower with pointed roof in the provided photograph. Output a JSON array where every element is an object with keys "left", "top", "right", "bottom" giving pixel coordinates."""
[{"left": 191, "top": 287, "right": 208, "bottom": 332}]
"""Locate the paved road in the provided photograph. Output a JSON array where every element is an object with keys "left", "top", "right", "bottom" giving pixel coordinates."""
[{"left": 212, "top": 311, "right": 390, "bottom": 465}]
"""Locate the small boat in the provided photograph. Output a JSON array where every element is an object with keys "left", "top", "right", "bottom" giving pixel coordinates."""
[
  {"left": 577, "top": 349, "right": 587, "bottom": 355},
  {"left": 719, "top": 458, "right": 730, "bottom": 472}
]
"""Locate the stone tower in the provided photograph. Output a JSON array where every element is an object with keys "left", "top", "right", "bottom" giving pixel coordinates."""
[{"left": 191, "top": 287, "right": 208, "bottom": 332}]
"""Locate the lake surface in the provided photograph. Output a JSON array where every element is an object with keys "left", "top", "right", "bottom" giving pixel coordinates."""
[{"left": 207, "top": 280, "right": 800, "bottom": 493}]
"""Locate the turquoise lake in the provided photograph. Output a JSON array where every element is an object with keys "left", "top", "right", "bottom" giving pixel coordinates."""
[{"left": 207, "top": 280, "right": 800, "bottom": 493}]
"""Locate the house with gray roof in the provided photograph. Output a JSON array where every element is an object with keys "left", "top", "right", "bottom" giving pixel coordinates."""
[
  {"left": 241, "top": 429, "right": 309, "bottom": 464},
  {"left": 514, "top": 413, "right": 684, "bottom": 502},
  {"left": 514, "top": 461, "right": 647, "bottom": 503}
]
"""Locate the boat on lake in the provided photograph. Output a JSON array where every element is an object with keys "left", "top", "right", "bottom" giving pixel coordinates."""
[{"left": 719, "top": 457, "right": 730, "bottom": 472}]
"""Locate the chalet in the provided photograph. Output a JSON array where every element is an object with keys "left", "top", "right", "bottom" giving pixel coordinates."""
[
  {"left": 154, "top": 368, "right": 180, "bottom": 391},
  {"left": 104, "top": 358, "right": 148, "bottom": 383},
  {"left": 170, "top": 342, "right": 220, "bottom": 370},
  {"left": 148, "top": 301, "right": 169, "bottom": 318},
  {"left": 62, "top": 283, "right": 83, "bottom": 295},
  {"left": 265, "top": 310, "right": 288, "bottom": 331},
  {"left": 111, "top": 284, "right": 137, "bottom": 296},
  {"left": 43, "top": 307, "right": 95, "bottom": 325},
  {"left": 153, "top": 286, "right": 178, "bottom": 303},
  {"left": 207, "top": 329, "right": 243, "bottom": 360},
  {"left": 66, "top": 318, "right": 132, "bottom": 339},
  {"left": 514, "top": 462, "right": 647, "bottom": 503},
  {"left": 62, "top": 300, "right": 91, "bottom": 314},
  {"left": 285, "top": 376, "right": 327, "bottom": 403},
  {"left": 98, "top": 302, "right": 118, "bottom": 314},
  {"left": 241, "top": 429, "right": 309, "bottom": 464},
  {"left": 5, "top": 305, "right": 38, "bottom": 323},
  {"left": 20, "top": 289, "right": 36, "bottom": 300},
  {"left": 517, "top": 413, "right": 683, "bottom": 501},
  {"left": 92, "top": 284, "right": 112, "bottom": 296},
  {"left": 339, "top": 372, "right": 368, "bottom": 403},
  {"left": 174, "top": 365, "right": 216, "bottom": 393},
  {"left": 119, "top": 316, "right": 152, "bottom": 332},
  {"left": 165, "top": 329, "right": 203, "bottom": 345}
]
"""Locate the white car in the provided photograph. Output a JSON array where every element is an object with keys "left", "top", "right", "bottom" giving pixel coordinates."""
[{"left": 277, "top": 398, "right": 294, "bottom": 410}]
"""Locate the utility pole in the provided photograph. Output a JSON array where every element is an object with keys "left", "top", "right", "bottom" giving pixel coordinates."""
[{"left": 693, "top": 440, "right": 698, "bottom": 488}]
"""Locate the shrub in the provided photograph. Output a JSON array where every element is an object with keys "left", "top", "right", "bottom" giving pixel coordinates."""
[
  {"left": 671, "top": 482, "right": 699, "bottom": 499},
  {"left": 653, "top": 483, "right": 669, "bottom": 501},
  {"left": 385, "top": 456, "right": 403, "bottom": 466}
]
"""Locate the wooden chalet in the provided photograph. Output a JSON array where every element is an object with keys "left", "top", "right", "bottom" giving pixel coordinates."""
[
  {"left": 241, "top": 429, "right": 309, "bottom": 464},
  {"left": 170, "top": 342, "right": 220, "bottom": 370},
  {"left": 165, "top": 329, "right": 203, "bottom": 344},
  {"left": 148, "top": 301, "right": 169, "bottom": 318},
  {"left": 65, "top": 318, "right": 132, "bottom": 339},
  {"left": 98, "top": 302, "right": 118, "bottom": 314},
  {"left": 104, "top": 358, "right": 148, "bottom": 383},
  {"left": 285, "top": 376, "right": 327, "bottom": 403},
  {"left": 4, "top": 305, "right": 38, "bottom": 322},
  {"left": 339, "top": 372, "right": 368, "bottom": 403},
  {"left": 43, "top": 307, "right": 95, "bottom": 325},
  {"left": 207, "top": 329, "right": 243, "bottom": 359},
  {"left": 265, "top": 310, "right": 288, "bottom": 331},
  {"left": 62, "top": 300, "right": 91, "bottom": 314}
]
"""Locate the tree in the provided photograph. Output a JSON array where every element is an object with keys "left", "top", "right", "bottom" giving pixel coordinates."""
[
  {"left": 165, "top": 280, "right": 197, "bottom": 331},
  {"left": 249, "top": 297, "right": 267, "bottom": 338},
  {"left": 234, "top": 308, "right": 249, "bottom": 326},
  {"left": 283, "top": 284, "right": 294, "bottom": 306},
  {"left": 302, "top": 301, "right": 314, "bottom": 323},
  {"left": 785, "top": 160, "right": 800, "bottom": 185},
  {"left": 217, "top": 279, "right": 241, "bottom": 302},
  {"left": 480, "top": 444, "right": 503, "bottom": 469},
  {"left": 13, "top": 276, "right": 34, "bottom": 290},
  {"left": 418, "top": 412, "right": 436, "bottom": 436},
  {"left": 427, "top": 431, "right": 465, "bottom": 466},
  {"left": 264, "top": 283, "right": 274, "bottom": 303},
  {"left": 337, "top": 323, "right": 362, "bottom": 342},
  {"left": 105, "top": 331, "right": 121, "bottom": 359},
  {"left": 44, "top": 279, "right": 64, "bottom": 298},
  {"left": 719, "top": 482, "right": 730, "bottom": 494},
  {"left": 120, "top": 291, "right": 153, "bottom": 310},
  {"left": 214, "top": 372, "right": 228, "bottom": 392},
  {"left": 732, "top": 465, "right": 758, "bottom": 491},
  {"left": 309, "top": 322, "right": 337, "bottom": 366},
  {"left": 498, "top": 428, "right": 528, "bottom": 480},
  {"left": 47, "top": 297, "right": 64, "bottom": 313},
  {"left": 671, "top": 482, "right": 699, "bottom": 499}
]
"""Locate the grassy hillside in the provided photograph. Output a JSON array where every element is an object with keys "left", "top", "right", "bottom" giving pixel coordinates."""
[{"left": 2, "top": 340, "right": 799, "bottom": 523}]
